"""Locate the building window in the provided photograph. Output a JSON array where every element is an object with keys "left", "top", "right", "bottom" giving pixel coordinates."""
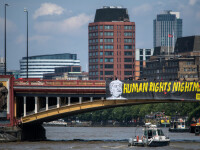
[
  {"left": 105, "top": 71, "right": 113, "bottom": 75},
  {"left": 100, "top": 58, "right": 103, "bottom": 62},
  {"left": 104, "top": 45, "right": 113, "bottom": 49},
  {"left": 100, "top": 52, "right": 103, "bottom": 56},
  {"left": 124, "top": 39, "right": 133, "bottom": 43},
  {"left": 100, "top": 71, "right": 103, "bottom": 75},
  {"left": 105, "top": 58, "right": 113, "bottom": 62},
  {"left": 140, "top": 61, "right": 143, "bottom": 66},
  {"left": 100, "top": 32, "right": 103, "bottom": 36},
  {"left": 124, "top": 51, "right": 132, "bottom": 56},
  {"left": 104, "top": 38, "right": 113, "bottom": 43},
  {"left": 96, "top": 26, "right": 98, "bottom": 30},
  {"left": 104, "top": 25, "right": 113, "bottom": 30},
  {"left": 124, "top": 32, "right": 132, "bottom": 36},
  {"left": 105, "top": 64, "right": 113, "bottom": 68},
  {"left": 145, "top": 49, "right": 151, "bottom": 55},
  {"left": 124, "top": 58, "right": 132, "bottom": 62},
  {"left": 100, "top": 64, "right": 103, "bottom": 69},
  {"left": 124, "top": 45, "right": 132, "bottom": 49},
  {"left": 124, "top": 64, "right": 132, "bottom": 69},
  {"left": 100, "top": 25, "right": 103, "bottom": 30},
  {"left": 96, "top": 39, "right": 98, "bottom": 43},
  {"left": 146, "top": 56, "right": 150, "bottom": 60},
  {"left": 124, "top": 25, "right": 132, "bottom": 30},
  {"left": 105, "top": 51, "right": 113, "bottom": 56},
  {"left": 100, "top": 45, "right": 103, "bottom": 49},
  {"left": 140, "top": 56, "right": 143, "bottom": 60},
  {"left": 100, "top": 39, "right": 103, "bottom": 43},
  {"left": 140, "top": 49, "right": 143, "bottom": 55},
  {"left": 89, "top": 27, "right": 92, "bottom": 31},
  {"left": 104, "top": 32, "right": 114, "bottom": 36},
  {"left": 124, "top": 71, "right": 132, "bottom": 75}
]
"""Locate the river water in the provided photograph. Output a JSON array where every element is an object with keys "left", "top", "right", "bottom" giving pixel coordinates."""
[{"left": 1, "top": 126, "right": 200, "bottom": 150}]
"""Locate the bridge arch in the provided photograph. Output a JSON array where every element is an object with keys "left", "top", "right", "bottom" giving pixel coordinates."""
[{"left": 21, "top": 99, "right": 181, "bottom": 124}]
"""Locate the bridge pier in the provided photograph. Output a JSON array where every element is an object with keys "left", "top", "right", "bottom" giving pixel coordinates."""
[
  {"left": 20, "top": 124, "right": 46, "bottom": 141},
  {"left": 23, "top": 96, "right": 26, "bottom": 117},
  {"left": 79, "top": 97, "right": 82, "bottom": 104},
  {"left": 46, "top": 97, "right": 48, "bottom": 110},
  {"left": 57, "top": 97, "right": 61, "bottom": 108},
  {"left": 0, "top": 124, "right": 46, "bottom": 141},
  {"left": 35, "top": 97, "right": 38, "bottom": 113},
  {"left": 68, "top": 97, "right": 71, "bottom": 106}
]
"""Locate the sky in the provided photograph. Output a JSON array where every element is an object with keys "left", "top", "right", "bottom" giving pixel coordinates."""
[{"left": 0, "top": 0, "right": 200, "bottom": 72}]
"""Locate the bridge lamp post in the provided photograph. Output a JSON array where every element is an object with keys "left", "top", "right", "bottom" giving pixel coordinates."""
[
  {"left": 24, "top": 8, "right": 28, "bottom": 79},
  {"left": 4, "top": 3, "right": 9, "bottom": 75}
]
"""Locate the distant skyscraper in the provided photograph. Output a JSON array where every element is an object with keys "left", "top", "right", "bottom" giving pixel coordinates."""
[
  {"left": 89, "top": 6, "right": 135, "bottom": 80},
  {"left": 153, "top": 10, "right": 182, "bottom": 48}
]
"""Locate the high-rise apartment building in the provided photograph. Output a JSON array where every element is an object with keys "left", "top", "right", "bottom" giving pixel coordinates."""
[
  {"left": 88, "top": 6, "right": 135, "bottom": 80},
  {"left": 153, "top": 10, "right": 182, "bottom": 48}
]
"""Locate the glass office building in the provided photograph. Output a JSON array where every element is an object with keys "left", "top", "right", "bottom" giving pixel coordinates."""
[
  {"left": 153, "top": 10, "right": 182, "bottom": 48},
  {"left": 20, "top": 53, "right": 80, "bottom": 78}
]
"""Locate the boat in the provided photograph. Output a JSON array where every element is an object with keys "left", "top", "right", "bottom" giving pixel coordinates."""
[
  {"left": 128, "top": 123, "right": 170, "bottom": 147},
  {"left": 190, "top": 118, "right": 200, "bottom": 135},
  {"left": 43, "top": 119, "right": 67, "bottom": 127},
  {"left": 169, "top": 116, "right": 189, "bottom": 132}
]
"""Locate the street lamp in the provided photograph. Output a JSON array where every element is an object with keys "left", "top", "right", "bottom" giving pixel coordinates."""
[
  {"left": 4, "top": 3, "right": 9, "bottom": 75},
  {"left": 24, "top": 8, "right": 28, "bottom": 79}
]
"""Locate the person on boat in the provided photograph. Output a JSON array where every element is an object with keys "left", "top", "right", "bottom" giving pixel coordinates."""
[{"left": 107, "top": 80, "right": 127, "bottom": 100}]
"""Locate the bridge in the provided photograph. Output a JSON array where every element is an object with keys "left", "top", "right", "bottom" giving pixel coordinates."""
[{"left": 0, "top": 75, "right": 199, "bottom": 141}]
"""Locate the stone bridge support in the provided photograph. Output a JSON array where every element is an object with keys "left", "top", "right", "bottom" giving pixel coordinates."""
[
  {"left": 20, "top": 124, "right": 46, "bottom": 141},
  {"left": 0, "top": 124, "right": 46, "bottom": 141}
]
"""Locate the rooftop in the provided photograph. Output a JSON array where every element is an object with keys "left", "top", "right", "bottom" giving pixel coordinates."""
[
  {"left": 22, "top": 53, "right": 77, "bottom": 60},
  {"left": 94, "top": 6, "right": 130, "bottom": 22}
]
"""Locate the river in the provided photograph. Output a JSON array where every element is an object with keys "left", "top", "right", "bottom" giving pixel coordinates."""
[{"left": 0, "top": 126, "right": 200, "bottom": 150}]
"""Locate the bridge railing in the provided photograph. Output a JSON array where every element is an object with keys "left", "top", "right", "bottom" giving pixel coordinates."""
[{"left": 13, "top": 78, "right": 106, "bottom": 87}]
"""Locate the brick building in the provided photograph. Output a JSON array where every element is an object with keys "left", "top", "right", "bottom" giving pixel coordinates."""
[
  {"left": 88, "top": 6, "right": 135, "bottom": 80},
  {"left": 143, "top": 36, "right": 200, "bottom": 81}
]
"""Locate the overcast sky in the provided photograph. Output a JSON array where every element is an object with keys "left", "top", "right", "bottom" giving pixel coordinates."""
[{"left": 0, "top": 0, "right": 199, "bottom": 71}]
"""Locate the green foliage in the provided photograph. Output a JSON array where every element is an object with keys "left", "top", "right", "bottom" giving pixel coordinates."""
[{"left": 73, "top": 102, "right": 200, "bottom": 123}]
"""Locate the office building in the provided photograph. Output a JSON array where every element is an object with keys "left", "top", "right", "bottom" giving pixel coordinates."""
[
  {"left": 43, "top": 66, "right": 88, "bottom": 80},
  {"left": 89, "top": 6, "right": 135, "bottom": 80},
  {"left": 143, "top": 36, "right": 200, "bottom": 81},
  {"left": 20, "top": 53, "right": 80, "bottom": 78},
  {"left": 153, "top": 10, "right": 182, "bottom": 48},
  {"left": 135, "top": 48, "right": 154, "bottom": 79}
]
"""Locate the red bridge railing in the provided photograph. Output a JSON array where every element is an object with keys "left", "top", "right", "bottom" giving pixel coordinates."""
[{"left": 14, "top": 78, "right": 106, "bottom": 87}]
